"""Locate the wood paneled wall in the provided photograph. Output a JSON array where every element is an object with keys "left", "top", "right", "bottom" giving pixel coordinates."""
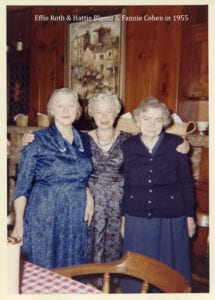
[
  {"left": 125, "top": 6, "right": 182, "bottom": 113},
  {"left": 28, "top": 7, "right": 65, "bottom": 123},
  {"left": 7, "top": 5, "right": 208, "bottom": 125}
]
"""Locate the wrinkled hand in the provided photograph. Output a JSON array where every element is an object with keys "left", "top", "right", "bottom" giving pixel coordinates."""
[
  {"left": 22, "top": 131, "right": 35, "bottom": 146},
  {"left": 11, "top": 222, "right": 24, "bottom": 245},
  {"left": 84, "top": 189, "right": 94, "bottom": 226},
  {"left": 187, "top": 217, "right": 196, "bottom": 238},
  {"left": 176, "top": 139, "right": 190, "bottom": 154}
]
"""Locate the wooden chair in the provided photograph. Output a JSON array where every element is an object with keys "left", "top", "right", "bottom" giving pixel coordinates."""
[{"left": 52, "top": 251, "right": 191, "bottom": 293}]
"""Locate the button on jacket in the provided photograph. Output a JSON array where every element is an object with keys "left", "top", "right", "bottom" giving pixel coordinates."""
[{"left": 122, "top": 132, "right": 195, "bottom": 218}]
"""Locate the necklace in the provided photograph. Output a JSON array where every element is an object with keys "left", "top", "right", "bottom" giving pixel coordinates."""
[{"left": 96, "top": 128, "right": 115, "bottom": 147}]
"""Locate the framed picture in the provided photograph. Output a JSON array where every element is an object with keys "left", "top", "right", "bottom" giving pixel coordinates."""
[{"left": 65, "top": 8, "right": 127, "bottom": 105}]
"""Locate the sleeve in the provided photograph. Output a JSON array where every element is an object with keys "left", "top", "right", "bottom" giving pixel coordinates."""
[
  {"left": 13, "top": 141, "right": 39, "bottom": 200},
  {"left": 177, "top": 152, "right": 196, "bottom": 217}
]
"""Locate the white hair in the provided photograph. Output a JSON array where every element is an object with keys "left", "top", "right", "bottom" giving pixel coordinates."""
[
  {"left": 132, "top": 96, "right": 172, "bottom": 128},
  {"left": 88, "top": 93, "right": 122, "bottom": 117},
  {"left": 47, "top": 88, "right": 82, "bottom": 120}
]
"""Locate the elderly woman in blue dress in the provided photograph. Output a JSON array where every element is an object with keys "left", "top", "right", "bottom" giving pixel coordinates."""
[
  {"left": 120, "top": 96, "right": 196, "bottom": 293},
  {"left": 11, "top": 88, "right": 94, "bottom": 269}
]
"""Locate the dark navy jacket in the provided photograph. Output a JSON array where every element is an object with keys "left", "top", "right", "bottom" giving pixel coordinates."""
[{"left": 122, "top": 132, "right": 195, "bottom": 218}]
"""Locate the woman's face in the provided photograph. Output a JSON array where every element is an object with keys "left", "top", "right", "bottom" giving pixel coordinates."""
[
  {"left": 51, "top": 96, "right": 77, "bottom": 127},
  {"left": 92, "top": 100, "right": 118, "bottom": 129},
  {"left": 137, "top": 107, "right": 164, "bottom": 138}
]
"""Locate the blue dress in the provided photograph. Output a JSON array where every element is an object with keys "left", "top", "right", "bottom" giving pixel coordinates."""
[{"left": 13, "top": 124, "right": 92, "bottom": 269}]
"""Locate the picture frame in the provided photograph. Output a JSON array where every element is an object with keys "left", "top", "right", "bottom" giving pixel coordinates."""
[{"left": 64, "top": 7, "right": 127, "bottom": 129}]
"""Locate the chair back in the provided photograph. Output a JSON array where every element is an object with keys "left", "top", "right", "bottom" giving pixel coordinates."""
[{"left": 52, "top": 251, "right": 191, "bottom": 293}]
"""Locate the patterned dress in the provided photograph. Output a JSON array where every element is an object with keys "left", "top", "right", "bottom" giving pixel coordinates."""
[
  {"left": 87, "top": 131, "right": 130, "bottom": 265},
  {"left": 13, "top": 124, "right": 92, "bottom": 269}
]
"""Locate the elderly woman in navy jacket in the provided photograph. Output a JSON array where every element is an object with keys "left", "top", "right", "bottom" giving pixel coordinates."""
[{"left": 120, "top": 96, "right": 196, "bottom": 293}]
